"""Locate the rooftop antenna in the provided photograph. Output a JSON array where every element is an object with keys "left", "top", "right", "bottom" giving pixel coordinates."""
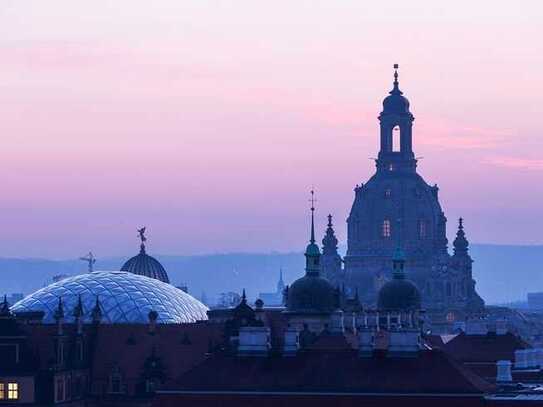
[{"left": 80, "top": 252, "right": 96, "bottom": 273}]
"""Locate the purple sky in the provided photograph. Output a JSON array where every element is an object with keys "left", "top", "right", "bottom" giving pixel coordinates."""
[{"left": 0, "top": 1, "right": 542, "bottom": 258}]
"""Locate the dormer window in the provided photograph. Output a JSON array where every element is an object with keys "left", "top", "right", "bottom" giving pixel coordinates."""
[{"left": 382, "top": 219, "right": 391, "bottom": 238}]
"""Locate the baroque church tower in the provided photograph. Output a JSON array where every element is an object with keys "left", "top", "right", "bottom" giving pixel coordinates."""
[{"left": 339, "top": 65, "right": 484, "bottom": 330}]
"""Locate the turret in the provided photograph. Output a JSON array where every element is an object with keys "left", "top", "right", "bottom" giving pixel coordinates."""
[
  {"left": 376, "top": 64, "right": 417, "bottom": 174},
  {"left": 321, "top": 214, "right": 343, "bottom": 285},
  {"left": 453, "top": 218, "right": 469, "bottom": 256}
]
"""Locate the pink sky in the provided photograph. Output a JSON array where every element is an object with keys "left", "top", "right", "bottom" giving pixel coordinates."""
[{"left": 0, "top": 1, "right": 542, "bottom": 258}]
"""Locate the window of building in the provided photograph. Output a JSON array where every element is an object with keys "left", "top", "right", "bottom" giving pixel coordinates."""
[
  {"left": 418, "top": 219, "right": 427, "bottom": 239},
  {"left": 392, "top": 126, "right": 401, "bottom": 152},
  {"left": 388, "top": 164, "right": 394, "bottom": 172},
  {"left": 382, "top": 219, "right": 391, "bottom": 238},
  {"left": 0, "top": 383, "right": 5, "bottom": 399},
  {"left": 8, "top": 383, "right": 19, "bottom": 400},
  {"left": 110, "top": 371, "right": 122, "bottom": 394},
  {"left": 446, "top": 312, "right": 455, "bottom": 323},
  {"left": 56, "top": 378, "right": 65, "bottom": 403},
  {"left": 384, "top": 188, "right": 392, "bottom": 198}
]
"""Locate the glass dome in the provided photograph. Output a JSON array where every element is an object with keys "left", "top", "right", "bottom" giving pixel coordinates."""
[{"left": 11, "top": 271, "right": 208, "bottom": 324}]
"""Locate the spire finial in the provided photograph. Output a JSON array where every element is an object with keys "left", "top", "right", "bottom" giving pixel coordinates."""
[
  {"left": 389, "top": 63, "right": 403, "bottom": 95},
  {"left": 327, "top": 214, "right": 333, "bottom": 228},
  {"left": 309, "top": 189, "right": 316, "bottom": 244},
  {"left": 138, "top": 227, "right": 147, "bottom": 253},
  {"left": 241, "top": 289, "right": 247, "bottom": 303},
  {"left": 459, "top": 217, "right": 464, "bottom": 230}
]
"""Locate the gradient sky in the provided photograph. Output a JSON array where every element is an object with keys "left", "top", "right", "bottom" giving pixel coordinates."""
[{"left": 0, "top": 1, "right": 542, "bottom": 258}]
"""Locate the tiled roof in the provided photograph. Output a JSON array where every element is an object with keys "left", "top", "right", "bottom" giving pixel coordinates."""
[{"left": 170, "top": 348, "right": 494, "bottom": 395}]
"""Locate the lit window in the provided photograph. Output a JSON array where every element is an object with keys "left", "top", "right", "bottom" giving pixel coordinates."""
[
  {"left": 0, "top": 383, "right": 5, "bottom": 399},
  {"left": 446, "top": 312, "right": 455, "bottom": 322},
  {"left": 382, "top": 219, "right": 391, "bottom": 238},
  {"left": 8, "top": 383, "right": 19, "bottom": 400},
  {"left": 418, "top": 220, "right": 427, "bottom": 239},
  {"left": 384, "top": 188, "right": 392, "bottom": 198},
  {"left": 388, "top": 164, "right": 394, "bottom": 171}
]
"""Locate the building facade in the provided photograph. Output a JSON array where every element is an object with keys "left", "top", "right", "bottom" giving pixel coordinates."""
[{"left": 326, "top": 66, "right": 484, "bottom": 331}]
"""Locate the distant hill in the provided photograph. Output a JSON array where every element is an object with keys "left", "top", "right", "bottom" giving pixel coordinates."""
[{"left": 0, "top": 244, "right": 542, "bottom": 305}]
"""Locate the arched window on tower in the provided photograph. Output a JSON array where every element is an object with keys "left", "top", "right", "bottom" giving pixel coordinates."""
[
  {"left": 392, "top": 125, "right": 401, "bottom": 152},
  {"left": 382, "top": 219, "right": 391, "bottom": 238}
]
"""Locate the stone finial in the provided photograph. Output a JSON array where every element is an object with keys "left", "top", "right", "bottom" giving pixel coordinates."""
[{"left": 453, "top": 217, "right": 469, "bottom": 255}]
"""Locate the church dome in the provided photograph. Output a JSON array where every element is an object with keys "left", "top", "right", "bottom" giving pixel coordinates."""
[
  {"left": 121, "top": 227, "right": 170, "bottom": 283},
  {"left": 121, "top": 247, "right": 169, "bottom": 283},
  {"left": 378, "top": 274, "right": 421, "bottom": 311},
  {"left": 383, "top": 93, "right": 410, "bottom": 115},
  {"left": 286, "top": 274, "right": 337, "bottom": 314},
  {"left": 381, "top": 64, "right": 411, "bottom": 115},
  {"left": 11, "top": 271, "right": 208, "bottom": 324}
]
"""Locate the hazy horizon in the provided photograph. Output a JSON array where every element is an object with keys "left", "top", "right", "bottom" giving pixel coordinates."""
[{"left": 1, "top": 1, "right": 542, "bottom": 258}]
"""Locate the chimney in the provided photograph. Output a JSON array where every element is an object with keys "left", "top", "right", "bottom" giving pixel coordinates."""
[
  {"left": 515, "top": 349, "right": 528, "bottom": 369},
  {"left": 148, "top": 310, "right": 158, "bottom": 335},
  {"left": 496, "top": 319, "right": 508, "bottom": 335},
  {"left": 388, "top": 329, "right": 421, "bottom": 357},
  {"left": 527, "top": 349, "right": 538, "bottom": 368},
  {"left": 330, "top": 310, "right": 345, "bottom": 334},
  {"left": 238, "top": 326, "right": 270, "bottom": 356},
  {"left": 465, "top": 319, "right": 488, "bottom": 336},
  {"left": 496, "top": 360, "right": 512, "bottom": 382},
  {"left": 283, "top": 327, "right": 299, "bottom": 356}
]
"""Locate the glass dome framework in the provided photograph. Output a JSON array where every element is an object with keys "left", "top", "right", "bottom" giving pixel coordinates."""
[{"left": 12, "top": 271, "right": 208, "bottom": 324}]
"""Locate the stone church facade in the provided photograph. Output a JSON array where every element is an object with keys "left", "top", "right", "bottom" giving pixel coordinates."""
[{"left": 320, "top": 66, "right": 485, "bottom": 332}]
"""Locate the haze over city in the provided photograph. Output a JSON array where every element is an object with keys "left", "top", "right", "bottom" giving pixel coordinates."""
[{"left": 1, "top": 1, "right": 542, "bottom": 258}]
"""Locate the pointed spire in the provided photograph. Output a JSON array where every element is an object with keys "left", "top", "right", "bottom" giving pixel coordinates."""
[
  {"left": 277, "top": 268, "right": 285, "bottom": 293},
  {"left": 453, "top": 217, "right": 469, "bottom": 255},
  {"left": 73, "top": 294, "right": 84, "bottom": 318},
  {"left": 91, "top": 296, "right": 102, "bottom": 323},
  {"left": 309, "top": 189, "right": 316, "bottom": 244},
  {"left": 322, "top": 213, "right": 339, "bottom": 256},
  {"left": 54, "top": 297, "right": 64, "bottom": 320},
  {"left": 304, "top": 189, "right": 321, "bottom": 276},
  {"left": 390, "top": 63, "right": 403, "bottom": 95},
  {"left": 241, "top": 289, "right": 247, "bottom": 304}
]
